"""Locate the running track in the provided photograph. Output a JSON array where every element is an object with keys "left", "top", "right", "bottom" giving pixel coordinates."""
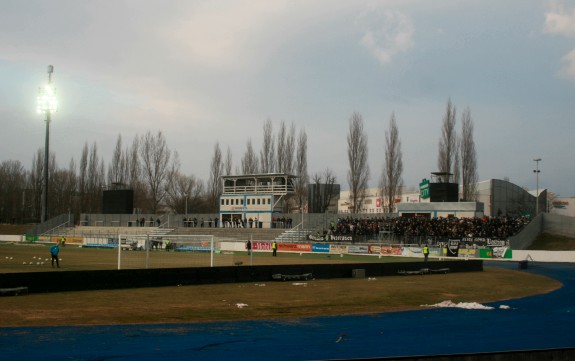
[{"left": 1, "top": 261, "right": 574, "bottom": 360}]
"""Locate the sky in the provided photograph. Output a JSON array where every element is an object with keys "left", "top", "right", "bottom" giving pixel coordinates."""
[{"left": 1, "top": 0, "right": 574, "bottom": 197}]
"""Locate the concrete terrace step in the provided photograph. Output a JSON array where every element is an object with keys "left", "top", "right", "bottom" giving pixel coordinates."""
[
  {"left": 172, "top": 227, "right": 287, "bottom": 241},
  {"left": 275, "top": 229, "right": 312, "bottom": 243},
  {"left": 63, "top": 225, "right": 289, "bottom": 242}
]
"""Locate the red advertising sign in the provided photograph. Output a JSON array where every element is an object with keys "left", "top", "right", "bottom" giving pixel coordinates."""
[
  {"left": 253, "top": 241, "right": 271, "bottom": 251},
  {"left": 278, "top": 243, "right": 312, "bottom": 252}
]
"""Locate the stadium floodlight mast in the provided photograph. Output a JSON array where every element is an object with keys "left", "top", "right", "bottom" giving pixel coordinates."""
[
  {"left": 533, "top": 158, "right": 542, "bottom": 217},
  {"left": 37, "top": 65, "right": 58, "bottom": 223}
]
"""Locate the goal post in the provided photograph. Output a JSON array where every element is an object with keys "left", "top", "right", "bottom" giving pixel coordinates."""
[{"left": 117, "top": 234, "right": 217, "bottom": 270}]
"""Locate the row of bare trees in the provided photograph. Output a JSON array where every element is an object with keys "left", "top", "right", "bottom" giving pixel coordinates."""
[
  {"left": 437, "top": 98, "right": 479, "bottom": 201},
  {"left": 0, "top": 131, "right": 209, "bottom": 224},
  {"left": 208, "top": 119, "right": 309, "bottom": 212},
  {"left": 345, "top": 98, "right": 478, "bottom": 213},
  {"left": 0, "top": 101, "right": 477, "bottom": 223},
  {"left": 0, "top": 118, "right": 309, "bottom": 224}
]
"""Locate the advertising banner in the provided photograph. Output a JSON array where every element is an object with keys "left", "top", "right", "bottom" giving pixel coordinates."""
[
  {"left": 492, "top": 247, "right": 512, "bottom": 259},
  {"left": 479, "top": 248, "right": 493, "bottom": 258},
  {"left": 330, "top": 244, "right": 348, "bottom": 254},
  {"left": 401, "top": 247, "right": 422, "bottom": 257},
  {"left": 369, "top": 245, "right": 402, "bottom": 255},
  {"left": 308, "top": 234, "right": 328, "bottom": 241},
  {"left": 312, "top": 243, "right": 330, "bottom": 253},
  {"left": 253, "top": 241, "right": 272, "bottom": 251},
  {"left": 278, "top": 243, "right": 312, "bottom": 252},
  {"left": 348, "top": 245, "right": 369, "bottom": 254},
  {"left": 25, "top": 234, "right": 38, "bottom": 242},
  {"left": 447, "top": 239, "right": 460, "bottom": 257},
  {"left": 458, "top": 248, "right": 478, "bottom": 258},
  {"left": 329, "top": 235, "right": 354, "bottom": 242},
  {"left": 455, "top": 238, "right": 509, "bottom": 249}
]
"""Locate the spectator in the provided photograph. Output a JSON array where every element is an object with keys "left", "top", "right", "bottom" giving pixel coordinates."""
[{"left": 50, "top": 242, "right": 60, "bottom": 268}]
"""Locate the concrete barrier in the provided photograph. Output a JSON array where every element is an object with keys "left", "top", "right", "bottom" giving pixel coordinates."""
[
  {"left": 512, "top": 250, "right": 575, "bottom": 263},
  {"left": 0, "top": 235, "right": 24, "bottom": 243}
]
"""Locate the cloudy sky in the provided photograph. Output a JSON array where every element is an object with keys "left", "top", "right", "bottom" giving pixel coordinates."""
[{"left": 1, "top": 0, "right": 574, "bottom": 196}]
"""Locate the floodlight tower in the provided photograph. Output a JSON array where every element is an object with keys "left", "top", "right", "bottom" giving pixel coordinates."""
[
  {"left": 37, "top": 65, "right": 58, "bottom": 222},
  {"left": 533, "top": 158, "right": 542, "bottom": 217}
]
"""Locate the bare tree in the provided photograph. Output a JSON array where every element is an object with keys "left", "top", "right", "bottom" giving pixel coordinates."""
[
  {"left": 124, "top": 136, "right": 145, "bottom": 211},
  {"left": 241, "top": 138, "right": 259, "bottom": 174},
  {"left": 126, "top": 136, "right": 140, "bottom": 188},
  {"left": 453, "top": 142, "right": 461, "bottom": 185},
  {"left": 85, "top": 142, "right": 104, "bottom": 213},
  {"left": 224, "top": 146, "right": 233, "bottom": 176},
  {"left": 165, "top": 171, "right": 204, "bottom": 214},
  {"left": 437, "top": 98, "right": 457, "bottom": 179},
  {"left": 51, "top": 158, "right": 78, "bottom": 217},
  {"left": 139, "top": 130, "right": 171, "bottom": 213},
  {"left": 347, "top": 112, "right": 370, "bottom": 213},
  {"left": 294, "top": 128, "right": 309, "bottom": 211},
  {"left": 310, "top": 168, "right": 336, "bottom": 213},
  {"left": 276, "top": 121, "right": 286, "bottom": 173},
  {"left": 26, "top": 151, "right": 44, "bottom": 221},
  {"left": 284, "top": 122, "right": 296, "bottom": 174},
  {"left": 0, "top": 160, "right": 26, "bottom": 223},
  {"left": 108, "top": 134, "right": 125, "bottom": 186},
  {"left": 207, "top": 142, "right": 224, "bottom": 212},
  {"left": 260, "top": 119, "right": 275, "bottom": 173},
  {"left": 380, "top": 113, "right": 403, "bottom": 213},
  {"left": 78, "top": 143, "right": 88, "bottom": 213},
  {"left": 460, "top": 107, "right": 478, "bottom": 201}
]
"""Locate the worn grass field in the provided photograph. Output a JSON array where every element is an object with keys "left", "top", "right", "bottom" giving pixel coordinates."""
[
  {"left": 0, "top": 242, "right": 561, "bottom": 328},
  {"left": 0, "top": 242, "right": 419, "bottom": 273}
]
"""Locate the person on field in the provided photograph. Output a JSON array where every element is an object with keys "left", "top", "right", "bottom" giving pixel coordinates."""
[
  {"left": 423, "top": 244, "right": 429, "bottom": 262},
  {"left": 272, "top": 241, "right": 277, "bottom": 257},
  {"left": 50, "top": 242, "right": 60, "bottom": 268},
  {"left": 60, "top": 235, "right": 66, "bottom": 247},
  {"left": 246, "top": 239, "right": 252, "bottom": 255}
]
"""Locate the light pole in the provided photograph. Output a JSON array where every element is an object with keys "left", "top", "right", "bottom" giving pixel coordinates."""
[
  {"left": 37, "top": 65, "right": 58, "bottom": 223},
  {"left": 533, "top": 158, "right": 542, "bottom": 217}
]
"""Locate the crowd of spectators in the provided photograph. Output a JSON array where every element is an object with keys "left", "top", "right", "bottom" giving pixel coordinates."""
[{"left": 330, "top": 215, "right": 531, "bottom": 241}]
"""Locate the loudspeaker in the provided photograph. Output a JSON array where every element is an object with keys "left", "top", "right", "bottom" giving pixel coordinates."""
[
  {"left": 429, "top": 183, "right": 459, "bottom": 202},
  {"left": 102, "top": 190, "right": 134, "bottom": 214}
]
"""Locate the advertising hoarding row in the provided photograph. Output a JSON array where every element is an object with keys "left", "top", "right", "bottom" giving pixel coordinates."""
[{"left": 251, "top": 238, "right": 512, "bottom": 259}]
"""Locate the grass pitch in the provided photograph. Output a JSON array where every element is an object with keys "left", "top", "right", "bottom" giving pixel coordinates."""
[{"left": 0, "top": 242, "right": 419, "bottom": 273}]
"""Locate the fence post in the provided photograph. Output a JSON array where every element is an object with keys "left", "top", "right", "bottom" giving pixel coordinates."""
[{"left": 146, "top": 234, "right": 150, "bottom": 269}]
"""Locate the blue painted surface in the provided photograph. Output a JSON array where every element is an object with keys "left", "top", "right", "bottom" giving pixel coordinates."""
[{"left": 1, "top": 262, "right": 574, "bottom": 360}]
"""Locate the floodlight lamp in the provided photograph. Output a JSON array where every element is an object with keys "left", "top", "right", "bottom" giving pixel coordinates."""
[{"left": 37, "top": 84, "right": 58, "bottom": 114}]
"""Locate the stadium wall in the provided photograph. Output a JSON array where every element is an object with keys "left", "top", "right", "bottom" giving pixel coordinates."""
[
  {"left": 508, "top": 214, "right": 543, "bottom": 250},
  {"left": 543, "top": 213, "right": 575, "bottom": 237},
  {"left": 512, "top": 250, "right": 575, "bottom": 263},
  {"left": 0, "top": 260, "right": 483, "bottom": 293},
  {"left": 509, "top": 213, "right": 575, "bottom": 250}
]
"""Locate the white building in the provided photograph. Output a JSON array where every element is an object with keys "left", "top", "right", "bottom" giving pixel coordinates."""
[
  {"left": 219, "top": 173, "right": 297, "bottom": 228},
  {"left": 337, "top": 178, "right": 545, "bottom": 218},
  {"left": 338, "top": 187, "right": 423, "bottom": 214},
  {"left": 550, "top": 197, "right": 575, "bottom": 217}
]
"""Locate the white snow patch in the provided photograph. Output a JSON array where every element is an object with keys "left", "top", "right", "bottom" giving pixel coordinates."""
[
  {"left": 292, "top": 283, "right": 307, "bottom": 286},
  {"left": 422, "top": 300, "right": 495, "bottom": 310},
  {"left": 235, "top": 303, "right": 248, "bottom": 309}
]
